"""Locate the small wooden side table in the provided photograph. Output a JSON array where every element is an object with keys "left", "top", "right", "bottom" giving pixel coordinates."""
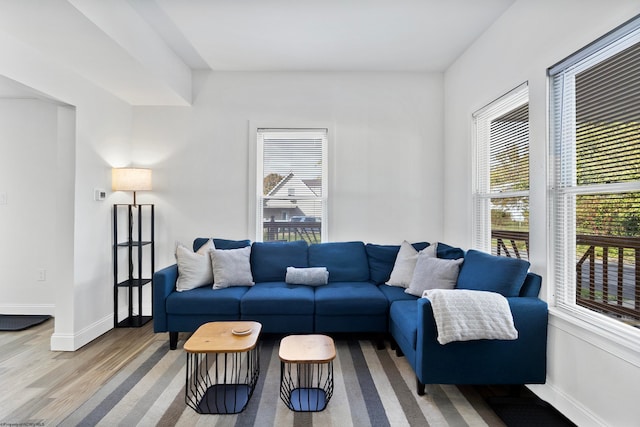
[
  {"left": 184, "top": 321, "right": 261, "bottom": 414},
  {"left": 279, "top": 334, "right": 336, "bottom": 412}
]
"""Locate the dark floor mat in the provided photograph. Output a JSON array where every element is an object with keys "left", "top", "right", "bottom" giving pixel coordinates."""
[
  {"left": 487, "top": 396, "right": 576, "bottom": 427},
  {"left": 0, "top": 314, "right": 51, "bottom": 331}
]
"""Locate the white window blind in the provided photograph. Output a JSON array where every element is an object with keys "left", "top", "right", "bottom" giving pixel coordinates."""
[
  {"left": 550, "top": 15, "right": 640, "bottom": 327},
  {"left": 473, "top": 84, "right": 529, "bottom": 259},
  {"left": 256, "top": 128, "right": 328, "bottom": 243}
]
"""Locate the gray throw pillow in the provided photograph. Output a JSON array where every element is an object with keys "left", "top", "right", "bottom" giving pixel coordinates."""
[
  {"left": 285, "top": 267, "right": 329, "bottom": 286},
  {"left": 405, "top": 255, "right": 464, "bottom": 297},
  {"left": 211, "top": 246, "right": 255, "bottom": 289},
  {"left": 387, "top": 241, "right": 436, "bottom": 288}
]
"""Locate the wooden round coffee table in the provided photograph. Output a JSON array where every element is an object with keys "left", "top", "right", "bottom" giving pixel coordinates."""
[
  {"left": 184, "top": 321, "right": 261, "bottom": 414},
  {"left": 279, "top": 334, "right": 336, "bottom": 412}
]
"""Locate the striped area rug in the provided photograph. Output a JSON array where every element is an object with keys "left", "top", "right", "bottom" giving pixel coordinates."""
[{"left": 61, "top": 337, "right": 503, "bottom": 426}]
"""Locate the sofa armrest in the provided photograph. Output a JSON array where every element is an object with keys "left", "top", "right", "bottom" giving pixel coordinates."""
[
  {"left": 153, "top": 264, "right": 178, "bottom": 332},
  {"left": 520, "top": 272, "right": 542, "bottom": 297},
  {"left": 508, "top": 296, "right": 549, "bottom": 332},
  {"left": 415, "top": 295, "right": 548, "bottom": 384}
]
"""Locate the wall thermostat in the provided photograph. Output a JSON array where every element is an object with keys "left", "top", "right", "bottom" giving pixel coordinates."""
[{"left": 94, "top": 188, "right": 106, "bottom": 201}]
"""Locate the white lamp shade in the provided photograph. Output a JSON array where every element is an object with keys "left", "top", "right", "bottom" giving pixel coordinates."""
[{"left": 112, "top": 168, "right": 152, "bottom": 191}]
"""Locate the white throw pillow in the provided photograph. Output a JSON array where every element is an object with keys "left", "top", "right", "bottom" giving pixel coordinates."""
[
  {"left": 175, "top": 239, "right": 215, "bottom": 292},
  {"left": 211, "top": 246, "right": 255, "bottom": 289},
  {"left": 386, "top": 241, "right": 436, "bottom": 288},
  {"left": 405, "top": 252, "right": 463, "bottom": 297}
]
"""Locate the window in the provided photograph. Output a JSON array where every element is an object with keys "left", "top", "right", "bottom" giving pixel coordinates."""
[
  {"left": 473, "top": 84, "right": 529, "bottom": 260},
  {"left": 550, "top": 16, "right": 640, "bottom": 328},
  {"left": 257, "top": 128, "right": 327, "bottom": 243}
]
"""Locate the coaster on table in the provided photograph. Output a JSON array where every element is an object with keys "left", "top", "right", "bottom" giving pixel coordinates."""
[{"left": 232, "top": 327, "right": 252, "bottom": 336}]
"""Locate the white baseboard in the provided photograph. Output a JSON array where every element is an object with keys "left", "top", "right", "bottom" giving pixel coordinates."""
[
  {"left": 50, "top": 314, "right": 113, "bottom": 351},
  {"left": 528, "top": 383, "right": 606, "bottom": 427},
  {"left": 50, "top": 303, "right": 151, "bottom": 351},
  {"left": 0, "top": 303, "right": 55, "bottom": 316}
]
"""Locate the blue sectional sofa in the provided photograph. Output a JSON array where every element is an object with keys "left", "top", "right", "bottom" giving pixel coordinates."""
[{"left": 153, "top": 238, "right": 547, "bottom": 393}]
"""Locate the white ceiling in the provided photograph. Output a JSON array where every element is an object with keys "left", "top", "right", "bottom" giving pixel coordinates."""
[
  {"left": 0, "top": 0, "right": 514, "bottom": 104},
  {"left": 144, "top": 0, "right": 514, "bottom": 72}
]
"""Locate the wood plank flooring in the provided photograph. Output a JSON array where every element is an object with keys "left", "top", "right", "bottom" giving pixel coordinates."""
[
  {"left": 0, "top": 319, "right": 564, "bottom": 427},
  {"left": 0, "top": 318, "right": 160, "bottom": 425}
]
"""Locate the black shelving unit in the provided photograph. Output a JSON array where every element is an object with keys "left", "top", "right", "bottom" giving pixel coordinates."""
[{"left": 113, "top": 203, "right": 154, "bottom": 328}]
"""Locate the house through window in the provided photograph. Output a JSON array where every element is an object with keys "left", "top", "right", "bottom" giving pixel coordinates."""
[
  {"left": 550, "top": 15, "right": 640, "bottom": 329},
  {"left": 473, "top": 84, "right": 529, "bottom": 260},
  {"left": 257, "top": 128, "right": 327, "bottom": 243}
]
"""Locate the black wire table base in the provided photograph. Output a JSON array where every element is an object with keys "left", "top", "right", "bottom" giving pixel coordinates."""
[
  {"left": 185, "top": 348, "right": 260, "bottom": 414},
  {"left": 280, "top": 360, "right": 334, "bottom": 412}
]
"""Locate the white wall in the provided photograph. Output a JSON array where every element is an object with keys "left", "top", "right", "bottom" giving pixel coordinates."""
[
  {"left": 69, "top": 97, "right": 133, "bottom": 349},
  {"left": 132, "top": 71, "right": 444, "bottom": 269},
  {"left": 0, "top": 99, "right": 59, "bottom": 315},
  {"left": 443, "top": 1, "right": 640, "bottom": 426},
  {"left": 0, "top": 32, "right": 134, "bottom": 350}
]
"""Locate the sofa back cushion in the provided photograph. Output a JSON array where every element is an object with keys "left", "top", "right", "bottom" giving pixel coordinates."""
[
  {"left": 456, "top": 249, "right": 530, "bottom": 297},
  {"left": 436, "top": 242, "right": 465, "bottom": 260},
  {"left": 365, "top": 242, "right": 429, "bottom": 284},
  {"left": 309, "top": 241, "right": 370, "bottom": 282},
  {"left": 251, "top": 240, "right": 309, "bottom": 282},
  {"left": 193, "top": 237, "right": 251, "bottom": 252}
]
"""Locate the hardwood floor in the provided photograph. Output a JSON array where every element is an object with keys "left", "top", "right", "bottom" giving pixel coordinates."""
[{"left": 0, "top": 318, "right": 160, "bottom": 425}]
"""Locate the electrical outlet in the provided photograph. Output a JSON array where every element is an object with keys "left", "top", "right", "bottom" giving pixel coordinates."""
[
  {"left": 0, "top": 192, "right": 7, "bottom": 205},
  {"left": 37, "top": 269, "right": 46, "bottom": 281}
]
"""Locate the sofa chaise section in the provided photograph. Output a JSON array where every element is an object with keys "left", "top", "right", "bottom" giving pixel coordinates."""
[{"left": 389, "top": 254, "right": 548, "bottom": 395}]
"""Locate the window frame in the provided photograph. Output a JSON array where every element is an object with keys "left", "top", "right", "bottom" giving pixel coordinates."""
[
  {"left": 254, "top": 127, "right": 328, "bottom": 243},
  {"left": 472, "top": 83, "right": 530, "bottom": 257},
  {"left": 548, "top": 14, "right": 640, "bottom": 343}
]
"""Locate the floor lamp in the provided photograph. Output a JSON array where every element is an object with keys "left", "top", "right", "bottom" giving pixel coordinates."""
[
  {"left": 112, "top": 167, "right": 153, "bottom": 280},
  {"left": 112, "top": 167, "right": 152, "bottom": 206}
]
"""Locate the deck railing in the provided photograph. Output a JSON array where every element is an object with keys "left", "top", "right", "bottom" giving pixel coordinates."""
[
  {"left": 575, "top": 234, "right": 640, "bottom": 324},
  {"left": 492, "top": 229, "right": 640, "bottom": 325},
  {"left": 263, "top": 220, "right": 321, "bottom": 243},
  {"left": 492, "top": 230, "right": 530, "bottom": 260}
]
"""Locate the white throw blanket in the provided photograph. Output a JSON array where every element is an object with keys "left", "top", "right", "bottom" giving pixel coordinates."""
[{"left": 422, "top": 289, "right": 518, "bottom": 345}]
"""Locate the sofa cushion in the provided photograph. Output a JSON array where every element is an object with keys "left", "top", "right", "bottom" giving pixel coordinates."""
[
  {"left": 457, "top": 249, "right": 530, "bottom": 297},
  {"left": 378, "top": 283, "right": 419, "bottom": 303},
  {"left": 437, "top": 242, "right": 465, "bottom": 260},
  {"left": 309, "top": 241, "right": 370, "bottom": 282},
  {"left": 193, "top": 237, "right": 251, "bottom": 252},
  {"left": 365, "top": 242, "right": 429, "bottom": 284},
  {"left": 166, "top": 286, "right": 248, "bottom": 315},
  {"left": 389, "top": 300, "right": 419, "bottom": 349},
  {"left": 314, "top": 282, "right": 388, "bottom": 315},
  {"left": 251, "top": 240, "right": 309, "bottom": 282},
  {"left": 241, "top": 282, "right": 315, "bottom": 315}
]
